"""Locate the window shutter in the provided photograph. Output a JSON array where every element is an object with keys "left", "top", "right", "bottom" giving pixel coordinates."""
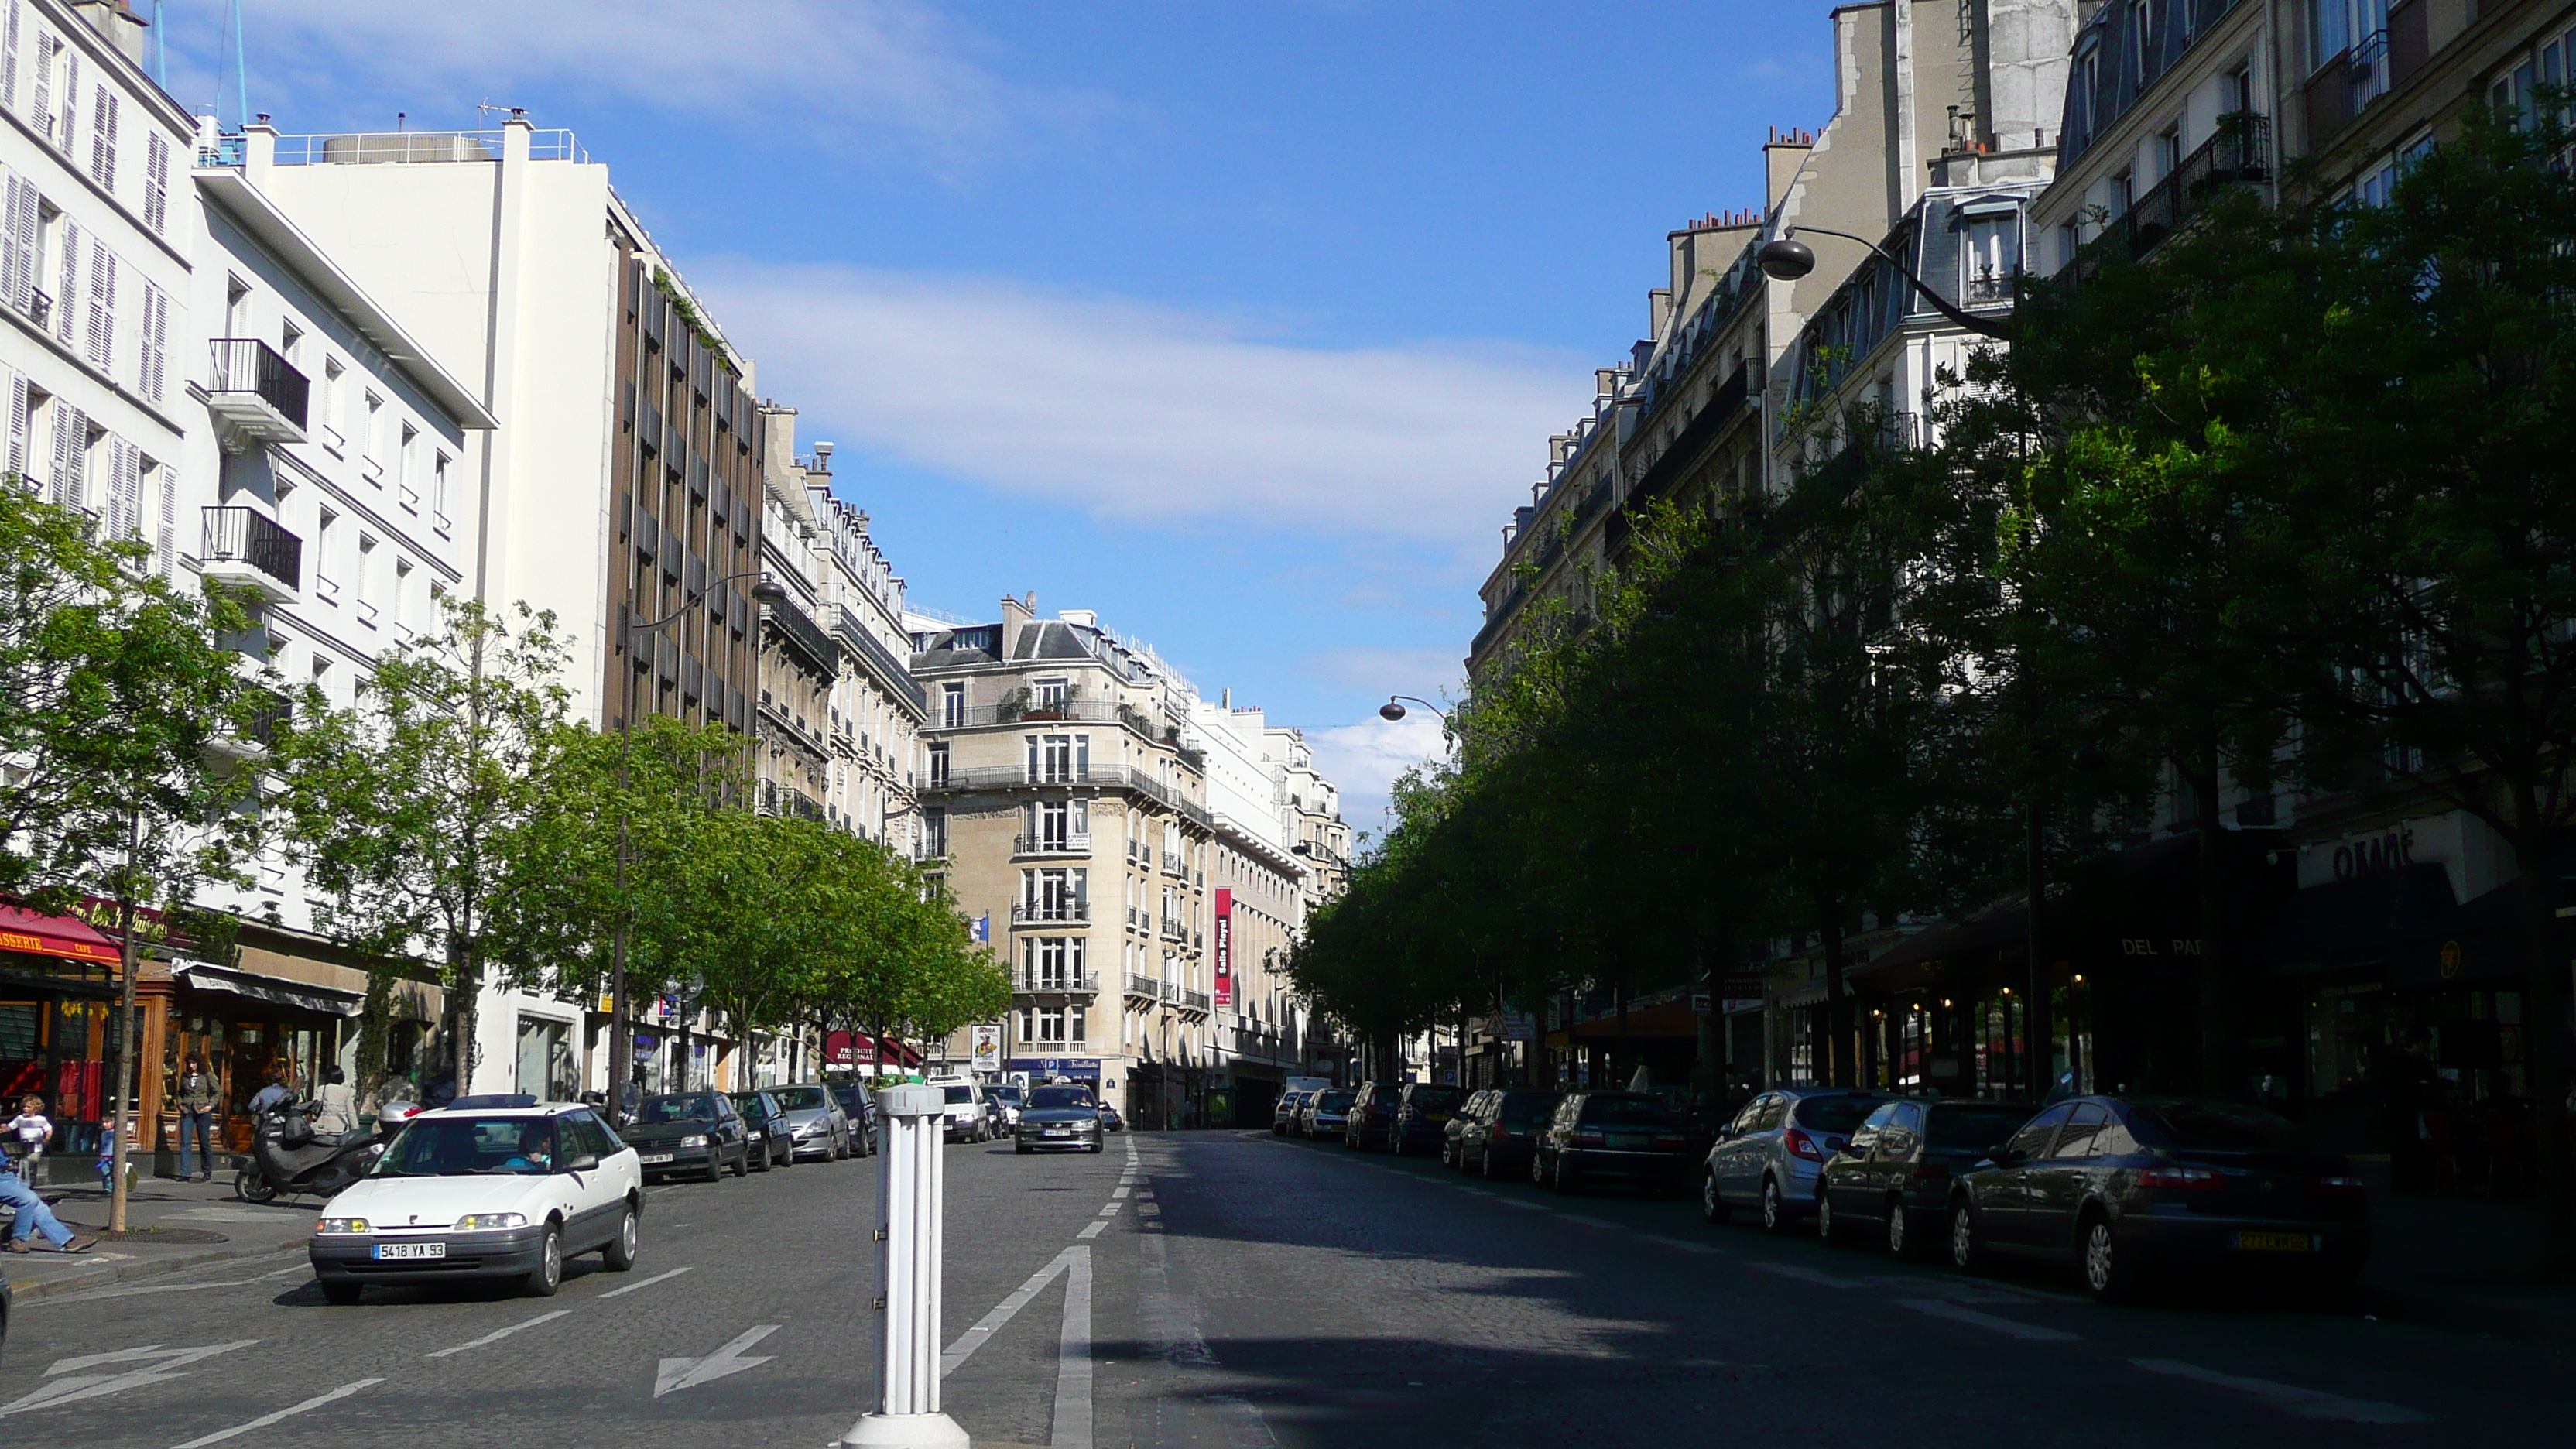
[
  {"left": 57, "top": 51, "right": 75, "bottom": 155},
  {"left": 108, "top": 435, "right": 137, "bottom": 537},
  {"left": 142, "top": 131, "right": 167, "bottom": 234},
  {"left": 53, "top": 216, "right": 77, "bottom": 345},
  {"left": 0, "top": 174, "right": 20, "bottom": 313},
  {"left": 5, "top": 175, "right": 33, "bottom": 314},
  {"left": 1073, "top": 869, "right": 1088, "bottom": 911},
  {"left": 4, "top": 370, "right": 26, "bottom": 489},
  {"left": 139, "top": 283, "right": 166, "bottom": 399},
  {"left": 84, "top": 237, "right": 111, "bottom": 370},
  {"left": 2, "top": 2, "right": 19, "bottom": 113},
  {"left": 88, "top": 84, "right": 116, "bottom": 191},
  {"left": 50, "top": 401, "right": 83, "bottom": 510},
  {"left": 31, "top": 35, "right": 49, "bottom": 137},
  {"left": 155, "top": 462, "right": 176, "bottom": 576}
]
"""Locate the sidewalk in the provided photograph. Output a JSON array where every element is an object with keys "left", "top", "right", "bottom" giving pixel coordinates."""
[
  {"left": 2363, "top": 1186, "right": 2576, "bottom": 1343},
  {"left": 0, "top": 1173, "right": 316, "bottom": 1302}
]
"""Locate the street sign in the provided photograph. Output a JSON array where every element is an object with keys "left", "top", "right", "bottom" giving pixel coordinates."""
[{"left": 1690, "top": 993, "right": 1712, "bottom": 1012}]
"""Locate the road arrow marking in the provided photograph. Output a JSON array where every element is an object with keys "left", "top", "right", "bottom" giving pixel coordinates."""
[
  {"left": 654, "top": 1324, "right": 780, "bottom": 1397},
  {"left": 0, "top": 1341, "right": 259, "bottom": 1417}
]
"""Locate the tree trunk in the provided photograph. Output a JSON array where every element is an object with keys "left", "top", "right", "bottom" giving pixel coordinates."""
[
  {"left": 107, "top": 881, "right": 137, "bottom": 1234},
  {"left": 2512, "top": 834, "right": 2571, "bottom": 1266},
  {"left": 355, "top": 969, "right": 395, "bottom": 1115},
  {"left": 451, "top": 944, "right": 481, "bottom": 1098},
  {"left": 1822, "top": 909, "right": 1849, "bottom": 1088},
  {"left": 2190, "top": 760, "right": 2232, "bottom": 1098},
  {"left": 2028, "top": 799, "right": 2054, "bottom": 1101}
]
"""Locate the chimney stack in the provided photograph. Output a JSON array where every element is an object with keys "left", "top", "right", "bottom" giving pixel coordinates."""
[{"left": 1000, "top": 592, "right": 1034, "bottom": 660}]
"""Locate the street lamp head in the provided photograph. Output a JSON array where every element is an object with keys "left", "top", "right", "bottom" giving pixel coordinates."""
[
  {"left": 1757, "top": 236, "right": 1817, "bottom": 282},
  {"left": 748, "top": 578, "right": 789, "bottom": 607},
  {"left": 1379, "top": 701, "right": 1406, "bottom": 722}
]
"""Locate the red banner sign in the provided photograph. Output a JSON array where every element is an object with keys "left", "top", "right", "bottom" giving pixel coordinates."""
[{"left": 1213, "top": 888, "right": 1233, "bottom": 1009}]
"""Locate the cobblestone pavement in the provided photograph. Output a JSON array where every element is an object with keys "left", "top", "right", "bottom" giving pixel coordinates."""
[{"left": 2, "top": 1126, "right": 2567, "bottom": 1447}]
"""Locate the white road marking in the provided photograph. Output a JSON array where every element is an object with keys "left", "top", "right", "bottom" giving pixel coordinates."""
[
  {"left": 1456, "top": 1187, "right": 1495, "bottom": 1197},
  {"left": 2131, "top": 1360, "right": 2432, "bottom": 1424},
  {"left": 0, "top": 1341, "right": 259, "bottom": 1417},
  {"left": 166, "top": 1378, "right": 382, "bottom": 1448},
  {"left": 1112, "top": 1186, "right": 1131, "bottom": 1199},
  {"left": 1750, "top": 1262, "right": 1869, "bottom": 1288},
  {"left": 943, "top": 1246, "right": 1084, "bottom": 1377},
  {"left": 423, "top": 1309, "right": 570, "bottom": 1358},
  {"left": 654, "top": 1325, "right": 779, "bottom": 1397},
  {"left": 1557, "top": 1214, "right": 1619, "bottom": 1229},
  {"left": 597, "top": 1266, "right": 694, "bottom": 1300},
  {"left": 1137, "top": 1202, "right": 1161, "bottom": 1217},
  {"left": 1097, "top": 1203, "right": 1122, "bottom": 1217},
  {"left": 1495, "top": 1200, "right": 1550, "bottom": 1211},
  {"left": 1899, "top": 1299, "right": 2084, "bottom": 1341},
  {"left": 39, "top": 1263, "right": 308, "bottom": 1305},
  {"left": 1052, "top": 1247, "right": 1094, "bottom": 1449},
  {"left": 1632, "top": 1233, "right": 1724, "bottom": 1255},
  {"left": 1077, "top": 1219, "right": 1108, "bottom": 1239}
]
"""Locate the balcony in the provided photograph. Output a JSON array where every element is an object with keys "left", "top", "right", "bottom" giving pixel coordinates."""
[
  {"left": 1125, "top": 972, "right": 1163, "bottom": 1002},
  {"left": 2088, "top": 115, "right": 2271, "bottom": 266},
  {"left": 1163, "top": 851, "right": 1185, "bottom": 877},
  {"left": 1160, "top": 916, "right": 1186, "bottom": 940},
  {"left": 836, "top": 606, "right": 928, "bottom": 713},
  {"left": 1018, "top": 1040, "right": 1091, "bottom": 1056},
  {"left": 1016, "top": 969, "right": 1099, "bottom": 993},
  {"left": 208, "top": 683, "right": 290, "bottom": 763},
  {"left": 1175, "top": 988, "right": 1211, "bottom": 1016},
  {"left": 200, "top": 507, "right": 302, "bottom": 602},
  {"left": 1012, "top": 901, "right": 1089, "bottom": 927},
  {"left": 27, "top": 286, "right": 51, "bottom": 330},
  {"left": 762, "top": 594, "right": 841, "bottom": 677},
  {"left": 1014, "top": 834, "right": 1092, "bottom": 857},
  {"left": 204, "top": 339, "right": 310, "bottom": 445}
]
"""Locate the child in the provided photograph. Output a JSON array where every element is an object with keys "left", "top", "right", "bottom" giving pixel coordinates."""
[{"left": 5, "top": 1095, "right": 51, "bottom": 1177}]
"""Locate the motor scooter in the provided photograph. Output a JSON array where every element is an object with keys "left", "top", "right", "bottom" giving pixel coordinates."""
[{"left": 235, "top": 1101, "right": 406, "bottom": 1204}]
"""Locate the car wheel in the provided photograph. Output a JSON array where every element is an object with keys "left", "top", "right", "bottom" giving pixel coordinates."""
[
  {"left": 320, "top": 1279, "right": 361, "bottom": 1306},
  {"left": 1949, "top": 1201, "right": 1989, "bottom": 1273},
  {"left": 1016, "top": 1141, "right": 1033, "bottom": 1155},
  {"left": 702, "top": 1152, "right": 723, "bottom": 1184},
  {"left": 1532, "top": 1150, "right": 1549, "bottom": 1187},
  {"left": 1816, "top": 1190, "right": 1841, "bottom": 1245},
  {"left": 525, "top": 1222, "right": 564, "bottom": 1297},
  {"left": 1552, "top": 1154, "right": 1578, "bottom": 1195},
  {"left": 1760, "top": 1177, "right": 1795, "bottom": 1235},
  {"left": 1089, "top": 1141, "right": 1105, "bottom": 1154},
  {"left": 750, "top": 1141, "right": 771, "bottom": 1173},
  {"left": 731, "top": 1145, "right": 749, "bottom": 1177},
  {"left": 604, "top": 1205, "right": 640, "bottom": 1272},
  {"left": 2082, "top": 1215, "right": 2136, "bottom": 1303},
  {"left": 1887, "top": 1200, "right": 1919, "bottom": 1260}
]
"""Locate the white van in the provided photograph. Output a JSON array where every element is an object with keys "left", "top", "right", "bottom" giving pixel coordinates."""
[{"left": 927, "top": 1077, "right": 990, "bottom": 1142}]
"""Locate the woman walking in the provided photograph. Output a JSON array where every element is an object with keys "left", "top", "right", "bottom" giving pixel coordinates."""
[{"left": 176, "top": 1055, "right": 220, "bottom": 1182}]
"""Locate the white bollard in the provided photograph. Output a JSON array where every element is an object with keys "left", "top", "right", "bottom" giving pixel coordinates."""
[{"left": 841, "top": 1084, "right": 970, "bottom": 1449}]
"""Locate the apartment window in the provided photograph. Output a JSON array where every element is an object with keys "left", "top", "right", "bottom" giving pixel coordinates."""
[
  {"left": 313, "top": 508, "right": 339, "bottom": 600},
  {"left": 940, "top": 681, "right": 966, "bottom": 728},
  {"left": 2129, "top": 0, "right": 2156, "bottom": 85},
  {"left": 2110, "top": 170, "right": 2136, "bottom": 218},
  {"left": 2156, "top": 124, "right": 2183, "bottom": 180},
  {"left": 432, "top": 453, "right": 453, "bottom": 527},
  {"left": 1960, "top": 214, "right": 2019, "bottom": 301},
  {"left": 355, "top": 534, "right": 379, "bottom": 625},
  {"left": 362, "top": 393, "right": 383, "bottom": 473},
  {"left": 393, "top": 557, "right": 413, "bottom": 634},
  {"left": 2223, "top": 63, "right": 2256, "bottom": 117},
  {"left": 927, "top": 740, "right": 950, "bottom": 786},
  {"left": 1033, "top": 675, "right": 1070, "bottom": 708},
  {"left": 923, "top": 809, "right": 947, "bottom": 857},
  {"left": 397, "top": 424, "right": 418, "bottom": 505},
  {"left": 1026, "top": 733, "right": 1088, "bottom": 784},
  {"left": 318, "top": 359, "right": 344, "bottom": 451}
]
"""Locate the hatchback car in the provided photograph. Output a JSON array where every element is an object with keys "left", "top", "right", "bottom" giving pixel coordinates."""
[
  {"left": 1946, "top": 1096, "right": 2372, "bottom": 1303},
  {"left": 308, "top": 1102, "right": 643, "bottom": 1303},
  {"left": 989, "top": 1084, "right": 1026, "bottom": 1132},
  {"left": 622, "top": 1091, "right": 753, "bottom": 1182},
  {"left": 1300, "top": 1088, "right": 1355, "bottom": 1140},
  {"left": 1390, "top": 1083, "right": 1468, "bottom": 1156},
  {"left": 1273, "top": 1090, "right": 1311, "bottom": 1135},
  {"left": 1014, "top": 1084, "right": 1105, "bottom": 1153},
  {"left": 1533, "top": 1091, "right": 1694, "bottom": 1194},
  {"left": 1816, "top": 1098, "right": 2032, "bottom": 1257},
  {"left": 727, "top": 1091, "right": 795, "bottom": 1171},
  {"left": 1448, "top": 1089, "right": 1562, "bottom": 1179},
  {"left": 930, "top": 1079, "right": 992, "bottom": 1142},
  {"left": 1343, "top": 1081, "right": 1401, "bottom": 1150},
  {"left": 828, "top": 1081, "right": 879, "bottom": 1153},
  {"left": 1702, "top": 1088, "right": 1893, "bottom": 1232},
  {"left": 766, "top": 1083, "right": 853, "bottom": 1161}
]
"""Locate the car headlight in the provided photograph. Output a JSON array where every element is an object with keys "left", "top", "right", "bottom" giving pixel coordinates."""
[
  {"left": 316, "top": 1217, "right": 371, "bottom": 1235},
  {"left": 454, "top": 1212, "right": 528, "bottom": 1232},
  {"left": 680, "top": 1134, "right": 708, "bottom": 1148}
]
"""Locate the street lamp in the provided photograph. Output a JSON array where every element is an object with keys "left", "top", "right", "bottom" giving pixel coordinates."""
[
  {"left": 608, "top": 570, "right": 786, "bottom": 1124},
  {"left": 1756, "top": 224, "right": 2015, "bottom": 341},
  {"left": 1377, "top": 695, "right": 1448, "bottom": 723}
]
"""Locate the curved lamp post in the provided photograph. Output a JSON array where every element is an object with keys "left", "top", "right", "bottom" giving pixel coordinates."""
[
  {"left": 609, "top": 570, "right": 786, "bottom": 1122},
  {"left": 1757, "top": 225, "right": 2015, "bottom": 341},
  {"left": 1377, "top": 695, "right": 1448, "bottom": 723}
]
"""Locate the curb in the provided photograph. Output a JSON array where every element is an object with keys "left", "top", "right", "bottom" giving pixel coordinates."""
[
  {"left": 10, "top": 1238, "right": 307, "bottom": 1303},
  {"left": 2367, "top": 1284, "right": 2576, "bottom": 1346}
]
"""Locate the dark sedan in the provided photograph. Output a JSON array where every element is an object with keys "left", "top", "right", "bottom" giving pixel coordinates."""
[
  {"left": 1391, "top": 1083, "right": 1468, "bottom": 1156},
  {"left": 622, "top": 1092, "right": 751, "bottom": 1183},
  {"left": 1533, "top": 1091, "right": 1694, "bottom": 1194},
  {"left": 829, "top": 1081, "right": 879, "bottom": 1154},
  {"left": 1817, "top": 1098, "right": 2031, "bottom": 1257},
  {"left": 1343, "top": 1081, "right": 1400, "bottom": 1151},
  {"left": 1946, "top": 1096, "right": 2372, "bottom": 1303},
  {"left": 1014, "top": 1084, "right": 1105, "bottom": 1154},
  {"left": 1448, "top": 1089, "right": 1560, "bottom": 1179},
  {"left": 728, "top": 1091, "right": 794, "bottom": 1171}
]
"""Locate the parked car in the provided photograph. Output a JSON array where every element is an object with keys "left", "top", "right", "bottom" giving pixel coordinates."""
[
  {"left": 1098, "top": 1103, "right": 1125, "bottom": 1132},
  {"left": 766, "top": 1084, "right": 853, "bottom": 1161},
  {"left": 1300, "top": 1088, "right": 1355, "bottom": 1140},
  {"left": 1945, "top": 1096, "right": 2372, "bottom": 1303},
  {"left": 930, "top": 1079, "right": 992, "bottom": 1142},
  {"left": 1702, "top": 1087, "right": 1893, "bottom": 1233},
  {"left": 1440, "top": 1090, "right": 1489, "bottom": 1165},
  {"left": 307, "top": 1101, "right": 643, "bottom": 1303},
  {"left": 622, "top": 1091, "right": 753, "bottom": 1184},
  {"left": 726, "top": 1091, "right": 796, "bottom": 1171},
  {"left": 828, "top": 1081, "right": 879, "bottom": 1153},
  {"left": 1448, "top": 1089, "right": 1561, "bottom": 1179},
  {"left": 989, "top": 1084, "right": 1026, "bottom": 1132},
  {"left": 1390, "top": 1083, "right": 1468, "bottom": 1156},
  {"left": 1816, "top": 1098, "right": 2032, "bottom": 1257},
  {"left": 1342, "top": 1082, "right": 1401, "bottom": 1150},
  {"left": 1015, "top": 1084, "right": 1105, "bottom": 1153},
  {"left": 1533, "top": 1091, "right": 1694, "bottom": 1194},
  {"left": 1273, "top": 1090, "right": 1312, "bottom": 1135}
]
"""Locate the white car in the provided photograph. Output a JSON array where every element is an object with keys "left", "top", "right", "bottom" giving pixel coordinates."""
[
  {"left": 307, "top": 1099, "right": 645, "bottom": 1303},
  {"left": 928, "top": 1078, "right": 991, "bottom": 1142}
]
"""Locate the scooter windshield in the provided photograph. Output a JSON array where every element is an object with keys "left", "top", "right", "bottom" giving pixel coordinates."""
[{"left": 377, "top": 1115, "right": 557, "bottom": 1176}]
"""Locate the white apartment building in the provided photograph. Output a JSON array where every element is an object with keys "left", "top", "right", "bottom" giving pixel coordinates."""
[{"left": 1186, "top": 694, "right": 1325, "bottom": 1117}]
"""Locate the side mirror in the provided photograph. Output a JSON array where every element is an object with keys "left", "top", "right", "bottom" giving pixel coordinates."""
[{"left": 565, "top": 1153, "right": 600, "bottom": 1173}]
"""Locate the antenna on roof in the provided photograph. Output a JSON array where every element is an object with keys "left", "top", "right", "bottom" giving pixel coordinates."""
[{"left": 216, "top": 0, "right": 250, "bottom": 131}]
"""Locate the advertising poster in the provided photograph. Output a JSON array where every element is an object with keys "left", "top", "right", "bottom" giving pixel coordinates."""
[
  {"left": 971, "top": 1023, "right": 1002, "bottom": 1071},
  {"left": 1213, "top": 887, "right": 1234, "bottom": 1008}
]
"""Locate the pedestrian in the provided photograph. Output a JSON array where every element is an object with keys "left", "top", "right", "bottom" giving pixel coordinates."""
[
  {"left": 176, "top": 1053, "right": 220, "bottom": 1182},
  {"left": 94, "top": 1118, "right": 122, "bottom": 1191},
  {"left": 247, "top": 1072, "right": 293, "bottom": 1119},
  {"left": 5, "top": 1094, "right": 52, "bottom": 1177},
  {"left": 312, "top": 1066, "right": 359, "bottom": 1138},
  {"left": 0, "top": 1154, "right": 96, "bottom": 1253}
]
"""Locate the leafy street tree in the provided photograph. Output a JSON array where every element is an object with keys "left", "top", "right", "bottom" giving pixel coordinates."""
[{"left": 270, "top": 597, "right": 572, "bottom": 1097}]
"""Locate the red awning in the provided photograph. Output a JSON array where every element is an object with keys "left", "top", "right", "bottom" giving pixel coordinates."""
[{"left": 0, "top": 904, "right": 122, "bottom": 967}]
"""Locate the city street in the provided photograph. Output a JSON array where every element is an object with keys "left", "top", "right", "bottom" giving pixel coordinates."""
[{"left": 5, "top": 1129, "right": 2570, "bottom": 1447}]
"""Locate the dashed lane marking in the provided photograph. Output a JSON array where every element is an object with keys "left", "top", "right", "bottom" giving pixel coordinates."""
[
  {"left": 1898, "top": 1299, "right": 2084, "bottom": 1341},
  {"left": 1632, "top": 1233, "right": 1725, "bottom": 1255},
  {"left": 2131, "top": 1360, "right": 2431, "bottom": 1425},
  {"left": 943, "top": 1246, "right": 1084, "bottom": 1379},
  {"left": 1749, "top": 1262, "right": 1870, "bottom": 1289},
  {"left": 1077, "top": 1219, "right": 1108, "bottom": 1239},
  {"left": 423, "top": 1309, "right": 570, "bottom": 1359},
  {"left": 597, "top": 1266, "right": 694, "bottom": 1300},
  {"left": 166, "top": 1378, "right": 383, "bottom": 1448},
  {"left": 1557, "top": 1214, "right": 1619, "bottom": 1229}
]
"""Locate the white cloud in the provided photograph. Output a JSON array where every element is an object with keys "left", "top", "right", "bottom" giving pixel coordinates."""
[
  {"left": 695, "top": 261, "right": 1586, "bottom": 550},
  {"left": 214, "top": 0, "right": 1084, "bottom": 177},
  {"left": 1302, "top": 646, "right": 1463, "bottom": 697},
  {"left": 1308, "top": 711, "right": 1451, "bottom": 841}
]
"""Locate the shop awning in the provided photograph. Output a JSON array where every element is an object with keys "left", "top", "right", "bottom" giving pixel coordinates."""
[
  {"left": 2268, "top": 864, "right": 2458, "bottom": 977},
  {"left": 0, "top": 904, "right": 123, "bottom": 967},
  {"left": 174, "top": 961, "right": 365, "bottom": 1018},
  {"left": 1569, "top": 1000, "right": 1701, "bottom": 1040}
]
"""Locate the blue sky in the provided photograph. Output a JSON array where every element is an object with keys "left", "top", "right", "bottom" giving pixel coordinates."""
[{"left": 166, "top": 2, "right": 1837, "bottom": 832}]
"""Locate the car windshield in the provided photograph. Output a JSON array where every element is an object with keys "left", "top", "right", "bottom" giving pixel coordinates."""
[
  {"left": 831, "top": 1085, "right": 865, "bottom": 1111},
  {"left": 1793, "top": 1096, "right": 1884, "bottom": 1132},
  {"left": 770, "top": 1087, "right": 829, "bottom": 1112},
  {"left": 638, "top": 1094, "right": 720, "bottom": 1124},
  {"left": 1314, "top": 1091, "right": 1355, "bottom": 1110},
  {"left": 991, "top": 1088, "right": 1025, "bottom": 1105},
  {"left": 1927, "top": 1106, "right": 2033, "bottom": 1150},
  {"left": 1029, "top": 1088, "right": 1094, "bottom": 1109},
  {"left": 728, "top": 1094, "right": 772, "bottom": 1120},
  {"left": 1499, "top": 1094, "right": 1560, "bottom": 1124},
  {"left": 1406, "top": 1088, "right": 1465, "bottom": 1112},
  {"left": 2132, "top": 1101, "right": 2304, "bottom": 1152},
  {"left": 378, "top": 1115, "right": 557, "bottom": 1177},
  {"left": 943, "top": 1085, "right": 975, "bottom": 1104},
  {"left": 1578, "top": 1095, "right": 1673, "bottom": 1127}
]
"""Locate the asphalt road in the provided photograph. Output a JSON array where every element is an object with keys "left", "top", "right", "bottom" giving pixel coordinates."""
[{"left": 3, "top": 1126, "right": 2568, "bottom": 1447}]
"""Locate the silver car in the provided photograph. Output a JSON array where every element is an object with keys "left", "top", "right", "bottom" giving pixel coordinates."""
[
  {"left": 1701, "top": 1088, "right": 1894, "bottom": 1232},
  {"left": 765, "top": 1083, "right": 853, "bottom": 1162},
  {"left": 1012, "top": 1084, "right": 1105, "bottom": 1154}
]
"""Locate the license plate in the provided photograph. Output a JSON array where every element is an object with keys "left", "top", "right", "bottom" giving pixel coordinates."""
[
  {"left": 1046, "top": 1129, "right": 1072, "bottom": 1136},
  {"left": 1609, "top": 1132, "right": 1647, "bottom": 1149},
  {"left": 372, "top": 1242, "right": 446, "bottom": 1260},
  {"left": 2232, "top": 1231, "right": 2317, "bottom": 1253},
  {"left": 639, "top": 1153, "right": 673, "bottom": 1165},
  {"left": 746, "top": 1131, "right": 762, "bottom": 1141}
]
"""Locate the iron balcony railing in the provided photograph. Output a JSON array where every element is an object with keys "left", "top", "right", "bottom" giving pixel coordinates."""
[
  {"left": 1160, "top": 916, "right": 1187, "bottom": 940},
  {"left": 916, "top": 763, "right": 1214, "bottom": 829},
  {"left": 1177, "top": 988, "right": 1211, "bottom": 1013},
  {"left": 1125, "top": 972, "right": 1163, "bottom": 999},
  {"left": 1016, "top": 969, "right": 1099, "bottom": 992},
  {"left": 1012, "top": 901, "right": 1089, "bottom": 925},
  {"left": 2088, "top": 114, "right": 2272, "bottom": 267},
  {"left": 835, "top": 606, "right": 928, "bottom": 713},
  {"left": 762, "top": 593, "right": 841, "bottom": 676},
  {"left": 1014, "top": 834, "right": 1092, "bottom": 856},
  {"left": 1163, "top": 851, "right": 1186, "bottom": 876},
  {"left": 208, "top": 338, "right": 311, "bottom": 430},
  {"left": 201, "top": 506, "right": 303, "bottom": 591}
]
